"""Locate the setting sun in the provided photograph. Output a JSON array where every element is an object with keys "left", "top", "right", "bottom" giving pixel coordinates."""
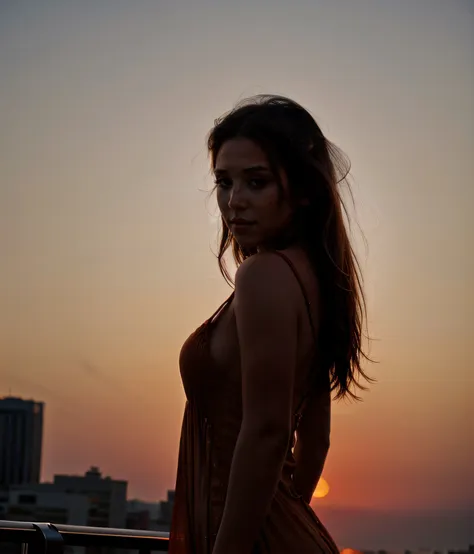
[{"left": 312, "top": 477, "right": 330, "bottom": 499}]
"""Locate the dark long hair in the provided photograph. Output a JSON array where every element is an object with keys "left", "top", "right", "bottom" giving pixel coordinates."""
[{"left": 207, "top": 94, "right": 373, "bottom": 401}]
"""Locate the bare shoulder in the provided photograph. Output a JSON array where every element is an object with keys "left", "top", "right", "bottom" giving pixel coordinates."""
[{"left": 234, "top": 251, "right": 301, "bottom": 300}]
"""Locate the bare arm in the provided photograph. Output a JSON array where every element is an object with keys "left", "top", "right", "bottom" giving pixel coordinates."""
[
  {"left": 212, "top": 253, "right": 300, "bottom": 554},
  {"left": 292, "top": 383, "right": 331, "bottom": 503}
]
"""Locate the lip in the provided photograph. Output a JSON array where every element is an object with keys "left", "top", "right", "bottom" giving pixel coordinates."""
[{"left": 229, "top": 219, "right": 256, "bottom": 233}]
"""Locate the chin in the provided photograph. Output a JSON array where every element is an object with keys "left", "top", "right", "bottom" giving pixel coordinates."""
[
  {"left": 234, "top": 237, "right": 259, "bottom": 250},
  {"left": 230, "top": 230, "right": 259, "bottom": 250}
]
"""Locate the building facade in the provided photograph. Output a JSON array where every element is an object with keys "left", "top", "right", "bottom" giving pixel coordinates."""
[
  {"left": 0, "top": 484, "right": 89, "bottom": 525},
  {"left": 0, "top": 397, "right": 44, "bottom": 488},
  {"left": 52, "top": 466, "right": 128, "bottom": 528}
]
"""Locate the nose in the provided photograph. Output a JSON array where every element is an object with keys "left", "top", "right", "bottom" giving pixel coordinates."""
[{"left": 228, "top": 184, "right": 248, "bottom": 210}]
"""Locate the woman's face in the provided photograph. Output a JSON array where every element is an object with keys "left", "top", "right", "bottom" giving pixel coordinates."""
[{"left": 214, "top": 138, "right": 294, "bottom": 250}]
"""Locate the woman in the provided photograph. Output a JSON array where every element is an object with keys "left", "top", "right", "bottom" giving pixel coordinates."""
[{"left": 169, "top": 95, "right": 372, "bottom": 554}]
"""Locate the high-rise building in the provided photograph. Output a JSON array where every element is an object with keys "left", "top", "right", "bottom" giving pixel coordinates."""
[{"left": 0, "top": 397, "right": 44, "bottom": 488}]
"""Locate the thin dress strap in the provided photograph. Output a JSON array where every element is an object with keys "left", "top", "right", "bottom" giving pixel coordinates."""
[
  {"left": 271, "top": 250, "right": 318, "bottom": 418},
  {"left": 271, "top": 251, "right": 317, "bottom": 342},
  {"left": 207, "top": 292, "right": 235, "bottom": 326}
]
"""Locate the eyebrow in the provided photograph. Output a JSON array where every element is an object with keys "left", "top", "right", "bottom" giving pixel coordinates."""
[{"left": 214, "top": 165, "right": 270, "bottom": 176}]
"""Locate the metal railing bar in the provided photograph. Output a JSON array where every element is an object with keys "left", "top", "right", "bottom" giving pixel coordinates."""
[{"left": 0, "top": 520, "right": 170, "bottom": 553}]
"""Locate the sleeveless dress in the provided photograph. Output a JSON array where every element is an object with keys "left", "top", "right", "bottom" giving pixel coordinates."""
[{"left": 169, "top": 251, "right": 339, "bottom": 554}]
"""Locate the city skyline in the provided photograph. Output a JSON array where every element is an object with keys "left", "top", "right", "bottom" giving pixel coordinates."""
[
  {"left": 1, "top": 0, "right": 473, "bottom": 549},
  {"left": 1, "top": 393, "right": 472, "bottom": 550}
]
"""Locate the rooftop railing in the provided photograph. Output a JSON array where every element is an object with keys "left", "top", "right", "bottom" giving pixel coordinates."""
[{"left": 0, "top": 520, "right": 169, "bottom": 553}]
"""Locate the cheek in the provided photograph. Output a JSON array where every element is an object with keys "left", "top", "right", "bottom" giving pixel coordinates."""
[
  {"left": 257, "top": 186, "right": 280, "bottom": 211},
  {"left": 259, "top": 190, "right": 291, "bottom": 222},
  {"left": 216, "top": 189, "right": 228, "bottom": 213}
]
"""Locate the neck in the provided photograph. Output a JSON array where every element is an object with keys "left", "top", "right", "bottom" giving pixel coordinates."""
[{"left": 258, "top": 229, "right": 299, "bottom": 252}]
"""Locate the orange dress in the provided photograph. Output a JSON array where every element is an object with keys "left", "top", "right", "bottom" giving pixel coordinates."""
[{"left": 169, "top": 252, "right": 339, "bottom": 554}]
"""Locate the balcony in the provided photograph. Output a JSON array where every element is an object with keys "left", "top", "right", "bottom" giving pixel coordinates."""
[{"left": 0, "top": 520, "right": 169, "bottom": 553}]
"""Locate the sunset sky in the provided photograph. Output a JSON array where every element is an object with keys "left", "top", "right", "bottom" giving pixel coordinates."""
[{"left": 1, "top": 0, "right": 473, "bottom": 546}]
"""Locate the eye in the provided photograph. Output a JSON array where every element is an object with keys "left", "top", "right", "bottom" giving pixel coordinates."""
[
  {"left": 248, "top": 178, "right": 267, "bottom": 189},
  {"left": 214, "top": 177, "right": 232, "bottom": 189}
]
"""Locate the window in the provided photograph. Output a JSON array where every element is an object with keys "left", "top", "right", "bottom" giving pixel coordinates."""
[{"left": 18, "top": 494, "right": 36, "bottom": 505}]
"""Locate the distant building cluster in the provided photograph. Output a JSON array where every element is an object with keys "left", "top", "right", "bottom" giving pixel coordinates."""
[
  {"left": 0, "top": 396, "right": 174, "bottom": 535},
  {"left": 126, "top": 489, "right": 175, "bottom": 532},
  {"left": 1, "top": 396, "right": 471, "bottom": 554},
  {"left": 0, "top": 466, "right": 126, "bottom": 527}
]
